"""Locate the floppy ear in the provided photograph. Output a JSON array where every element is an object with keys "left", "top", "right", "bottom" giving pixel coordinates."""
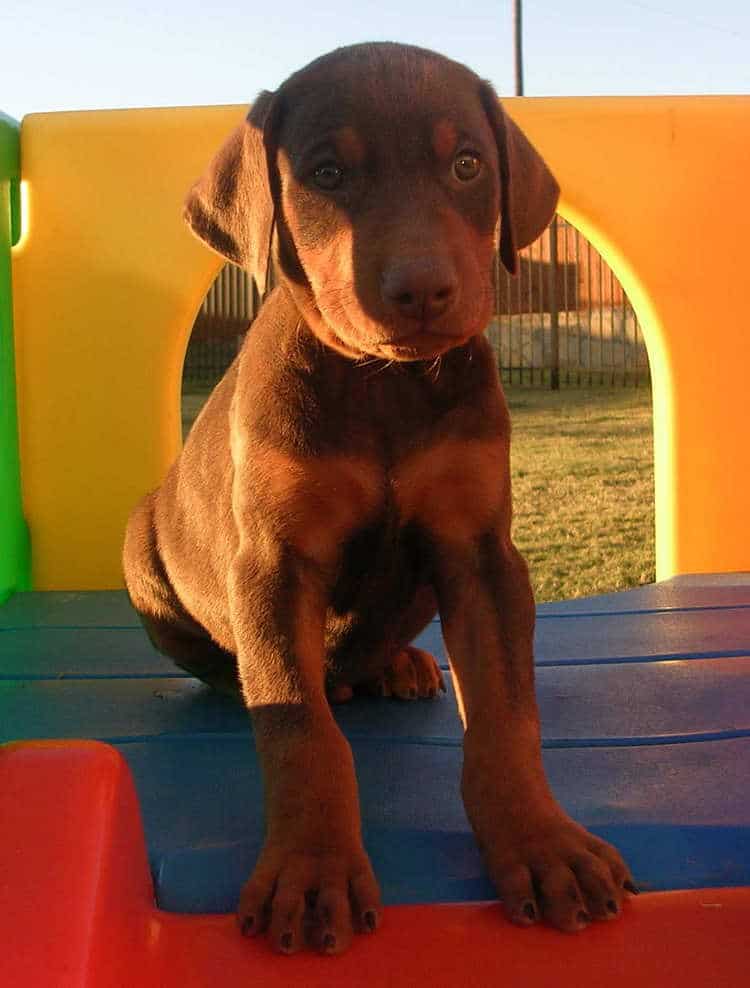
[
  {"left": 183, "top": 91, "right": 278, "bottom": 292},
  {"left": 480, "top": 85, "right": 560, "bottom": 275}
]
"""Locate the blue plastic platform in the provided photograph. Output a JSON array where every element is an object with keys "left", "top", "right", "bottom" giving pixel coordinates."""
[{"left": 2, "top": 574, "right": 749, "bottom": 914}]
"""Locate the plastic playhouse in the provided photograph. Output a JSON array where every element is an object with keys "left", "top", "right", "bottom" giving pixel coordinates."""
[{"left": 1, "top": 98, "right": 749, "bottom": 987}]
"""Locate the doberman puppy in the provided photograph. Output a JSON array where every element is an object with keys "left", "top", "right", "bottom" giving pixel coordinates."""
[{"left": 123, "top": 42, "right": 635, "bottom": 955}]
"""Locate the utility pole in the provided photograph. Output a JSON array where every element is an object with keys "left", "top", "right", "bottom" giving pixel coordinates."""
[
  {"left": 512, "top": 0, "right": 560, "bottom": 387},
  {"left": 513, "top": 0, "right": 524, "bottom": 96}
]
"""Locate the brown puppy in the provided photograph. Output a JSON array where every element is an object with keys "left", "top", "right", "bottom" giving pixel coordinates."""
[{"left": 123, "top": 42, "right": 634, "bottom": 955}]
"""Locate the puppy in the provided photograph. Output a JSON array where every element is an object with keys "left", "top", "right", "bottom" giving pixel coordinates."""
[{"left": 123, "top": 42, "right": 634, "bottom": 954}]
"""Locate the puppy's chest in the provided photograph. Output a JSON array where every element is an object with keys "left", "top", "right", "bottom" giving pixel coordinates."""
[
  {"left": 249, "top": 343, "right": 508, "bottom": 559},
  {"left": 388, "top": 435, "right": 504, "bottom": 542},
  {"left": 258, "top": 434, "right": 504, "bottom": 572}
]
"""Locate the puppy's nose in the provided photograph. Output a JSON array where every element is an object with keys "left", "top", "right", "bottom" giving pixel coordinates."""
[{"left": 381, "top": 257, "right": 458, "bottom": 321}]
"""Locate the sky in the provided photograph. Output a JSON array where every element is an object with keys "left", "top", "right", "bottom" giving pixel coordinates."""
[{"left": 2, "top": 0, "right": 749, "bottom": 121}]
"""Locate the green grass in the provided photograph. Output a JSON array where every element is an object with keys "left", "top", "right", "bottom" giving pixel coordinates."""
[
  {"left": 182, "top": 384, "right": 656, "bottom": 604},
  {"left": 507, "top": 386, "right": 655, "bottom": 603}
]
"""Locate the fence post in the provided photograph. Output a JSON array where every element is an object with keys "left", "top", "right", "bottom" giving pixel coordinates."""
[{"left": 548, "top": 215, "right": 560, "bottom": 390}]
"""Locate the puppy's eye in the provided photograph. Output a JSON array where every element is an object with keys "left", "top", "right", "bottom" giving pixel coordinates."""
[
  {"left": 313, "top": 162, "right": 344, "bottom": 190},
  {"left": 453, "top": 152, "right": 482, "bottom": 182}
]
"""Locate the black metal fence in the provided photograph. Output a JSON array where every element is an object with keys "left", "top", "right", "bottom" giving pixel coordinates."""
[
  {"left": 182, "top": 218, "right": 649, "bottom": 391},
  {"left": 182, "top": 264, "right": 260, "bottom": 391},
  {"left": 491, "top": 217, "right": 649, "bottom": 387}
]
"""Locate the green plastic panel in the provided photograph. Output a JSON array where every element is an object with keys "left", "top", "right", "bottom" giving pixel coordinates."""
[{"left": 0, "top": 112, "right": 31, "bottom": 603}]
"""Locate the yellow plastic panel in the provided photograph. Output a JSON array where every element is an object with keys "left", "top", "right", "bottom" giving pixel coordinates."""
[
  {"left": 10, "top": 98, "right": 750, "bottom": 589},
  {"left": 12, "top": 107, "right": 238, "bottom": 588}
]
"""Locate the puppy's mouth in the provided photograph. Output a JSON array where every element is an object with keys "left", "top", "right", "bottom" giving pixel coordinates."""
[{"left": 374, "top": 329, "right": 472, "bottom": 361}]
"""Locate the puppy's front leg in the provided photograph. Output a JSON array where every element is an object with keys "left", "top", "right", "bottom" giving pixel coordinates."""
[
  {"left": 435, "top": 529, "right": 635, "bottom": 932},
  {"left": 230, "top": 546, "right": 380, "bottom": 954}
]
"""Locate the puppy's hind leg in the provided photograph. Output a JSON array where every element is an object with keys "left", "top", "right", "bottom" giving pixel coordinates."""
[
  {"left": 124, "top": 493, "right": 241, "bottom": 698},
  {"left": 372, "top": 585, "right": 444, "bottom": 699},
  {"left": 375, "top": 644, "right": 446, "bottom": 700},
  {"left": 140, "top": 611, "right": 242, "bottom": 699},
  {"left": 328, "top": 584, "right": 443, "bottom": 702}
]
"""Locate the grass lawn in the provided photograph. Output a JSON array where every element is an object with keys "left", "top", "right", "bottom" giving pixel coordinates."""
[
  {"left": 182, "top": 384, "right": 656, "bottom": 605},
  {"left": 507, "top": 386, "right": 655, "bottom": 603}
]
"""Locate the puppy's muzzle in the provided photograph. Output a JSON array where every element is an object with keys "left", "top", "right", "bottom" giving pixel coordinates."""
[{"left": 381, "top": 256, "right": 459, "bottom": 324}]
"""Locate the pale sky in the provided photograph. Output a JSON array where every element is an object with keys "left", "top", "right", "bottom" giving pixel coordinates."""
[{"left": 2, "top": 0, "right": 749, "bottom": 121}]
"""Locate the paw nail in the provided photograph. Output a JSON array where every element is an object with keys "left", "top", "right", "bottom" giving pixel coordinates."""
[
  {"left": 607, "top": 899, "right": 618, "bottom": 915},
  {"left": 280, "top": 931, "right": 293, "bottom": 952},
  {"left": 364, "top": 910, "right": 378, "bottom": 932},
  {"left": 240, "top": 915, "right": 254, "bottom": 936},
  {"left": 577, "top": 911, "right": 591, "bottom": 926},
  {"left": 523, "top": 901, "right": 537, "bottom": 922},
  {"left": 323, "top": 933, "right": 337, "bottom": 952},
  {"left": 624, "top": 880, "right": 640, "bottom": 895}
]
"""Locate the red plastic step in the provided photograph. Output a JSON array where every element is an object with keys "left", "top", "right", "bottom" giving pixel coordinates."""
[{"left": 2, "top": 740, "right": 748, "bottom": 988}]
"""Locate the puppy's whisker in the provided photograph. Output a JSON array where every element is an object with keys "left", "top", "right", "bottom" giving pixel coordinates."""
[
  {"left": 430, "top": 355, "right": 443, "bottom": 380},
  {"left": 365, "top": 358, "right": 395, "bottom": 378}
]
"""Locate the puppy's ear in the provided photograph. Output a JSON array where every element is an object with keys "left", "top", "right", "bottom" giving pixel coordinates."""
[
  {"left": 480, "top": 84, "right": 560, "bottom": 275},
  {"left": 183, "top": 91, "right": 279, "bottom": 292}
]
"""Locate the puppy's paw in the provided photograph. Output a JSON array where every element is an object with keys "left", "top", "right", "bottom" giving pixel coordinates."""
[
  {"left": 480, "top": 812, "right": 636, "bottom": 932},
  {"left": 377, "top": 645, "right": 446, "bottom": 700},
  {"left": 238, "top": 843, "right": 381, "bottom": 955}
]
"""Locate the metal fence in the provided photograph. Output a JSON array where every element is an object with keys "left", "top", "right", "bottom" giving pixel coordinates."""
[
  {"left": 182, "top": 264, "right": 261, "bottom": 391},
  {"left": 490, "top": 217, "right": 649, "bottom": 387},
  {"left": 182, "top": 217, "right": 649, "bottom": 391}
]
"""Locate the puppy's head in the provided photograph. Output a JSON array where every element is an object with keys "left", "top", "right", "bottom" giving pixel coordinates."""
[{"left": 185, "top": 43, "right": 559, "bottom": 362}]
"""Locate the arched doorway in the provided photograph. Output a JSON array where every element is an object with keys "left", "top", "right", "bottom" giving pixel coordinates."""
[{"left": 181, "top": 220, "right": 655, "bottom": 602}]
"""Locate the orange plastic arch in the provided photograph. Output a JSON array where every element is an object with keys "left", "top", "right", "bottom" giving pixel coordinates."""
[
  {"left": 10, "top": 97, "right": 750, "bottom": 589},
  {"left": 507, "top": 96, "right": 750, "bottom": 582}
]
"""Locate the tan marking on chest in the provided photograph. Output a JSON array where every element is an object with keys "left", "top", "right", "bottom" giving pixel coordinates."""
[
  {"left": 393, "top": 437, "right": 506, "bottom": 543},
  {"left": 243, "top": 447, "right": 383, "bottom": 568}
]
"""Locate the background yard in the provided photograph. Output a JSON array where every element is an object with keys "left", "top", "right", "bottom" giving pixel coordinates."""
[
  {"left": 183, "top": 385, "right": 655, "bottom": 604},
  {"left": 508, "top": 386, "right": 655, "bottom": 602}
]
